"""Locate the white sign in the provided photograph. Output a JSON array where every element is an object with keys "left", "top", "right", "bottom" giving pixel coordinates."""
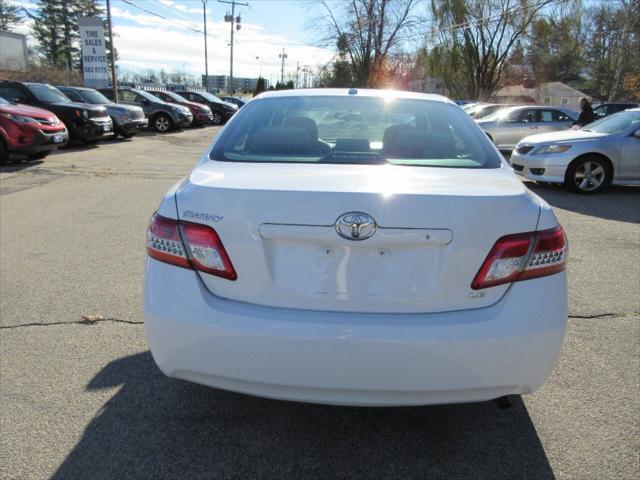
[{"left": 78, "top": 17, "right": 110, "bottom": 88}]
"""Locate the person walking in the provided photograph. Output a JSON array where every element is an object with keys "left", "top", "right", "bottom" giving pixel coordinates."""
[{"left": 574, "top": 97, "right": 595, "bottom": 128}]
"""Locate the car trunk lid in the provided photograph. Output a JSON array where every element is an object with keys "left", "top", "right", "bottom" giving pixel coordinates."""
[{"left": 176, "top": 160, "right": 541, "bottom": 313}]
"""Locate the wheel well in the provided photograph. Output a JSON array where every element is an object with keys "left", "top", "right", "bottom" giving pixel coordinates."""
[
  {"left": 150, "top": 111, "right": 172, "bottom": 123},
  {"left": 566, "top": 153, "right": 614, "bottom": 182}
]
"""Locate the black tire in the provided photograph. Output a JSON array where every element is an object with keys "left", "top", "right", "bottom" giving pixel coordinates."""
[
  {"left": 0, "top": 140, "right": 8, "bottom": 164},
  {"left": 82, "top": 139, "right": 100, "bottom": 145},
  {"left": 27, "top": 151, "right": 50, "bottom": 160},
  {"left": 211, "top": 112, "right": 223, "bottom": 125},
  {"left": 564, "top": 155, "right": 611, "bottom": 194},
  {"left": 123, "top": 132, "right": 137, "bottom": 139},
  {"left": 153, "top": 114, "right": 173, "bottom": 133}
]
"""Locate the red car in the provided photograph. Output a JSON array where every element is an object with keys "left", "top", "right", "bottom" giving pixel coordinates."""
[
  {"left": 0, "top": 96, "right": 68, "bottom": 163},
  {"left": 148, "top": 90, "right": 214, "bottom": 126}
]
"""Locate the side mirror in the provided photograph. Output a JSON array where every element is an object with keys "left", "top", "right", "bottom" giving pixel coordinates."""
[{"left": 13, "top": 97, "right": 27, "bottom": 104}]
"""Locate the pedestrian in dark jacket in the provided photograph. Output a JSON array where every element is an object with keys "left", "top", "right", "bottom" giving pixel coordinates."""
[{"left": 574, "top": 97, "right": 595, "bottom": 128}]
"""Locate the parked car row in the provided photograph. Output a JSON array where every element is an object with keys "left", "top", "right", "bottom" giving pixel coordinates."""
[
  {"left": 463, "top": 101, "right": 640, "bottom": 194},
  {"left": 0, "top": 80, "right": 240, "bottom": 163}
]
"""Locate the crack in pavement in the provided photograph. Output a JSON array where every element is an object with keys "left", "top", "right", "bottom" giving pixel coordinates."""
[
  {"left": 0, "top": 317, "right": 143, "bottom": 329},
  {"left": 2, "top": 312, "right": 638, "bottom": 330},
  {"left": 568, "top": 312, "right": 639, "bottom": 319}
]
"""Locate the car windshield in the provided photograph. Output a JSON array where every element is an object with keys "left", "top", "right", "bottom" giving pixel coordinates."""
[
  {"left": 27, "top": 84, "right": 71, "bottom": 103},
  {"left": 79, "top": 89, "right": 112, "bottom": 104},
  {"left": 136, "top": 90, "right": 163, "bottom": 102},
  {"left": 163, "top": 91, "right": 186, "bottom": 102},
  {"left": 210, "top": 95, "right": 501, "bottom": 168},
  {"left": 198, "top": 92, "right": 226, "bottom": 104},
  {"left": 583, "top": 110, "right": 640, "bottom": 134}
]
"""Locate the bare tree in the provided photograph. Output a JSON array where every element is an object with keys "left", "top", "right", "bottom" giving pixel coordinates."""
[
  {"left": 429, "top": 0, "right": 552, "bottom": 100},
  {"left": 608, "top": 0, "right": 640, "bottom": 101},
  {"left": 318, "top": 0, "right": 420, "bottom": 87}
]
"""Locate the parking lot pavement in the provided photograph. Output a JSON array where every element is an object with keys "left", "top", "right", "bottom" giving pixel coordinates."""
[{"left": 1, "top": 132, "right": 639, "bottom": 479}]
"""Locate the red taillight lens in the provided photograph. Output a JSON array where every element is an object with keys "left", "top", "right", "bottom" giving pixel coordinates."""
[
  {"left": 471, "top": 226, "right": 566, "bottom": 290},
  {"left": 146, "top": 213, "right": 237, "bottom": 281},
  {"left": 179, "top": 221, "right": 237, "bottom": 280},
  {"left": 147, "top": 213, "right": 191, "bottom": 269}
]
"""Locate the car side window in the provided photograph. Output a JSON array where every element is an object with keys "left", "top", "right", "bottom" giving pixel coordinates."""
[
  {"left": 539, "top": 110, "right": 554, "bottom": 122},
  {"left": 118, "top": 90, "right": 134, "bottom": 103},
  {"left": 0, "top": 86, "right": 26, "bottom": 102},
  {"left": 510, "top": 109, "right": 537, "bottom": 123},
  {"left": 551, "top": 110, "right": 571, "bottom": 122},
  {"left": 133, "top": 94, "right": 148, "bottom": 105}
]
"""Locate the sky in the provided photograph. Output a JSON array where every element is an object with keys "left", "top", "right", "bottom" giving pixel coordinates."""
[{"left": 12, "top": 0, "right": 342, "bottom": 82}]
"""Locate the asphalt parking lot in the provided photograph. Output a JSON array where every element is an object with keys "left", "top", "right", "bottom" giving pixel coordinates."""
[{"left": 1, "top": 128, "right": 639, "bottom": 479}]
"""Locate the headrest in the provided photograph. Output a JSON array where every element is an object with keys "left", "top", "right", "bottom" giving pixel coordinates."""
[
  {"left": 283, "top": 116, "right": 318, "bottom": 142},
  {"left": 249, "top": 126, "right": 313, "bottom": 155}
]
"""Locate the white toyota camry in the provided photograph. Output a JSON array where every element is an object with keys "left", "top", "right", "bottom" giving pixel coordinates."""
[{"left": 144, "top": 89, "right": 567, "bottom": 407}]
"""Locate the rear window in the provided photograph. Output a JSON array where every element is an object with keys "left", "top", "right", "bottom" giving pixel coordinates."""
[{"left": 210, "top": 95, "right": 502, "bottom": 168}]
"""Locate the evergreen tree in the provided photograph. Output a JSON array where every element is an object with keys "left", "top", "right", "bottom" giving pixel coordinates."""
[
  {"left": 0, "top": 0, "right": 23, "bottom": 31},
  {"left": 30, "top": 0, "right": 66, "bottom": 68},
  {"left": 253, "top": 76, "right": 266, "bottom": 96},
  {"left": 30, "top": 0, "right": 115, "bottom": 74}
]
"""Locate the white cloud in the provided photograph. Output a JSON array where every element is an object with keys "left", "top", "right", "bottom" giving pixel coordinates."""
[
  {"left": 157, "top": 0, "right": 202, "bottom": 15},
  {"left": 9, "top": 0, "right": 335, "bottom": 80},
  {"left": 111, "top": 19, "right": 334, "bottom": 79}
]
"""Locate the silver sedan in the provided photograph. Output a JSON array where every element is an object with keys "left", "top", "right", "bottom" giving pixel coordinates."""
[
  {"left": 477, "top": 105, "right": 577, "bottom": 151},
  {"left": 509, "top": 108, "right": 640, "bottom": 193}
]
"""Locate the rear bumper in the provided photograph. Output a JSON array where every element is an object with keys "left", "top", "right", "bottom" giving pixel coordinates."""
[{"left": 144, "top": 258, "right": 567, "bottom": 406}]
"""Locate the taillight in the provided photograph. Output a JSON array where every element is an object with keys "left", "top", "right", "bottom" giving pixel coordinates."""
[
  {"left": 471, "top": 226, "right": 566, "bottom": 290},
  {"left": 146, "top": 213, "right": 237, "bottom": 281}
]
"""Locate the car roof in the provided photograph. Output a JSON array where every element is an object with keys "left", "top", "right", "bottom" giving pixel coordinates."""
[{"left": 255, "top": 88, "right": 454, "bottom": 104}]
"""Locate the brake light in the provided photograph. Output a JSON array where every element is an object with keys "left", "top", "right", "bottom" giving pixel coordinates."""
[
  {"left": 471, "top": 226, "right": 566, "bottom": 289},
  {"left": 146, "top": 213, "right": 237, "bottom": 281}
]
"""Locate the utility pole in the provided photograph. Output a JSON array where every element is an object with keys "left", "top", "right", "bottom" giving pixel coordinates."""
[
  {"left": 279, "top": 48, "right": 287, "bottom": 84},
  {"left": 202, "top": 0, "right": 209, "bottom": 91},
  {"left": 106, "top": 0, "right": 118, "bottom": 102},
  {"left": 295, "top": 61, "right": 299, "bottom": 89},
  {"left": 219, "top": 0, "right": 248, "bottom": 93}
]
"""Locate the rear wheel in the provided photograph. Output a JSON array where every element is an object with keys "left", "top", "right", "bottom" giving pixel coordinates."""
[
  {"left": 153, "top": 114, "right": 173, "bottom": 133},
  {"left": 211, "top": 112, "right": 223, "bottom": 125},
  {"left": 565, "top": 156, "right": 610, "bottom": 194}
]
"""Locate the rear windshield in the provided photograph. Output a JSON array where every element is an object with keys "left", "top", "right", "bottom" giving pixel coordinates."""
[{"left": 210, "top": 95, "right": 501, "bottom": 168}]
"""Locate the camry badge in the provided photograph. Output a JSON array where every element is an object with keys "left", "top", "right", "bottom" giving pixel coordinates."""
[{"left": 335, "top": 212, "right": 376, "bottom": 241}]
